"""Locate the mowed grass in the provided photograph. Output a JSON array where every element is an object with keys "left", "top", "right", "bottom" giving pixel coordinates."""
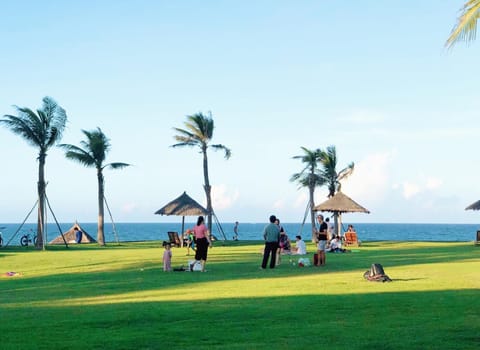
[{"left": 0, "top": 240, "right": 479, "bottom": 350}]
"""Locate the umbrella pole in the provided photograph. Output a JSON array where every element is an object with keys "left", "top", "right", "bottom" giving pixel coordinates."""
[
  {"left": 181, "top": 216, "right": 185, "bottom": 247},
  {"left": 333, "top": 212, "right": 339, "bottom": 237}
]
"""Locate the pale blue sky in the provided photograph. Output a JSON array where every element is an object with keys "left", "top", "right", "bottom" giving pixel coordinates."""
[{"left": 1, "top": 1, "right": 480, "bottom": 224}]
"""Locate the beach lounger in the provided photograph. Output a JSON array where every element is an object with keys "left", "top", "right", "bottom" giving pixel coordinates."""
[
  {"left": 167, "top": 231, "right": 181, "bottom": 247},
  {"left": 344, "top": 232, "right": 359, "bottom": 246}
]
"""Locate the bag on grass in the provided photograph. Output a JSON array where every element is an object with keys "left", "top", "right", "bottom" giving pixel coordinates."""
[
  {"left": 363, "top": 263, "right": 392, "bottom": 282},
  {"left": 298, "top": 257, "right": 311, "bottom": 267},
  {"left": 188, "top": 260, "right": 202, "bottom": 272}
]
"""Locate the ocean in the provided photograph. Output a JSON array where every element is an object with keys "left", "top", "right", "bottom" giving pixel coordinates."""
[{"left": 0, "top": 222, "right": 478, "bottom": 246}]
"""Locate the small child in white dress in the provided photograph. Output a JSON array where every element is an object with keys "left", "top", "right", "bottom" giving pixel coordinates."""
[{"left": 163, "top": 243, "right": 172, "bottom": 271}]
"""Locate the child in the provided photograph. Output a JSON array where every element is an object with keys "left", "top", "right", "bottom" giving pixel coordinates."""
[
  {"left": 163, "top": 243, "right": 172, "bottom": 271},
  {"left": 185, "top": 229, "right": 196, "bottom": 255}
]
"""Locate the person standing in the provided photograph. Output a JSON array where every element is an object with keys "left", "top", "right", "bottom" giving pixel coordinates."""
[
  {"left": 74, "top": 226, "right": 83, "bottom": 244},
  {"left": 163, "top": 243, "right": 172, "bottom": 271},
  {"left": 325, "top": 217, "right": 335, "bottom": 241},
  {"left": 316, "top": 214, "right": 328, "bottom": 266},
  {"left": 261, "top": 215, "right": 281, "bottom": 269},
  {"left": 191, "top": 216, "right": 211, "bottom": 272},
  {"left": 233, "top": 221, "right": 239, "bottom": 241}
]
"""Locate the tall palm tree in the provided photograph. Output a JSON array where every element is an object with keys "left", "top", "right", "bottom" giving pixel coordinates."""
[
  {"left": 445, "top": 0, "right": 480, "bottom": 48},
  {"left": 172, "top": 112, "right": 231, "bottom": 233},
  {"left": 318, "top": 145, "right": 354, "bottom": 235},
  {"left": 290, "top": 147, "right": 325, "bottom": 239},
  {"left": 1, "top": 97, "right": 67, "bottom": 249},
  {"left": 59, "top": 128, "right": 130, "bottom": 245}
]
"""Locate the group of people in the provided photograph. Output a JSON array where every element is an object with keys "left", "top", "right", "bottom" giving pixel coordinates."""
[
  {"left": 162, "top": 214, "right": 353, "bottom": 272},
  {"left": 314, "top": 215, "right": 353, "bottom": 266},
  {"left": 260, "top": 215, "right": 307, "bottom": 269}
]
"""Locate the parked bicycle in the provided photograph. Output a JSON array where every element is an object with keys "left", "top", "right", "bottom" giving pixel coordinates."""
[{"left": 20, "top": 231, "right": 37, "bottom": 247}]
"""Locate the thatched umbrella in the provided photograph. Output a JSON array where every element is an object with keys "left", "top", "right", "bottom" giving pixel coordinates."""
[
  {"left": 465, "top": 200, "right": 480, "bottom": 211},
  {"left": 154, "top": 191, "right": 209, "bottom": 238},
  {"left": 313, "top": 191, "right": 370, "bottom": 236},
  {"left": 465, "top": 200, "right": 480, "bottom": 243}
]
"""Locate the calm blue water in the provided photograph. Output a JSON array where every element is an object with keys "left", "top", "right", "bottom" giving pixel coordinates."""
[{"left": 0, "top": 222, "right": 478, "bottom": 246}]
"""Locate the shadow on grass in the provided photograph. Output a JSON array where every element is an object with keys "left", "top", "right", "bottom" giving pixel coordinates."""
[{"left": 1, "top": 290, "right": 479, "bottom": 350}]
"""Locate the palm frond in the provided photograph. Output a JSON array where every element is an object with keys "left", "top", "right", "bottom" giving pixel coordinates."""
[
  {"left": 337, "top": 162, "right": 355, "bottom": 182},
  {"left": 0, "top": 114, "right": 42, "bottom": 147},
  {"left": 61, "top": 127, "right": 127, "bottom": 172},
  {"left": 211, "top": 144, "right": 231, "bottom": 159},
  {"left": 185, "top": 112, "right": 214, "bottom": 140},
  {"left": 446, "top": 0, "right": 480, "bottom": 48},
  {"left": 59, "top": 143, "right": 96, "bottom": 167},
  {"left": 104, "top": 162, "right": 130, "bottom": 170}
]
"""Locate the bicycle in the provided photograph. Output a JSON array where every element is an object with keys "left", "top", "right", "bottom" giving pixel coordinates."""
[{"left": 20, "top": 231, "right": 37, "bottom": 247}]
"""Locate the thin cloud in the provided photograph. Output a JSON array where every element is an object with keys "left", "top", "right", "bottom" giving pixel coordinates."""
[
  {"left": 402, "top": 182, "right": 421, "bottom": 199},
  {"left": 339, "top": 109, "right": 387, "bottom": 124},
  {"left": 342, "top": 151, "right": 393, "bottom": 202},
  {"left": 426, "top": 177, "right": 442, "bottom": 190},
  {"left": 211, "top": 185, "right": 239, "bottom": 210}
]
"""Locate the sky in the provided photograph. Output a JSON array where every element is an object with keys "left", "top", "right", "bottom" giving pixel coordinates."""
[{"left": 1, "top": 1, "right": 480, "bottom": 225}]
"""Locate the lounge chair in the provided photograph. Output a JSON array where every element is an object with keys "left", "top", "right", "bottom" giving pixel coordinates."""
[
  {"left": 344, "top": 232, "right": 359, "bottom": 246},
  {"left": 167, "top": 231, "right": 181, "bottom": 247}
]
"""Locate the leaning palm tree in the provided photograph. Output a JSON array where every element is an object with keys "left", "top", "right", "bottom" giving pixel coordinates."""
[
  {"left": 445, "top": 0, "right": 480, "bottom": 48},
  {"left": 172, "top": 112, "right": 231, "bottom": 233},
  {"left": 59, "top": 128, "right": 130, "bottom": 246},
  {"left": 318, "top": 145, "right": 354, "bottom": 235},
  {"left": 0, "top": 97, "right": 67, "bottom": 249},
  {"left": 290, "top": 147, "right": 325, "bottom": 239}
]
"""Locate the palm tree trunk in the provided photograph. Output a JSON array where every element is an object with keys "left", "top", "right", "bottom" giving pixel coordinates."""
[
  {"left": 309, "top": 183, "right": 316, "bottom": 243},
  {"left": 36, "top": 153, "right": 46, "bottom": 250},
  {"left": 202, "top": 147, "right": 213, "bottom": 233},
  {"left": 97, "top": 169, "right": 105, "bottom": 246}
]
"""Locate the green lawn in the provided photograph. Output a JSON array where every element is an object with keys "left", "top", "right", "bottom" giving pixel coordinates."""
[{"left": 1, "top": 241, "right": 479, "bottom": 350}]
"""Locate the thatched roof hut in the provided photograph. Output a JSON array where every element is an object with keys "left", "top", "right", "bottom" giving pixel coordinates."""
[
  {"left": 49, "top": 223, "right": 96, "bottom": 244},
  {"left": 313, "top": 191, "right": 370, "bottom": 214},
  {"left": 155, "top": 191, "right": 208, "bottom": 237},
  {"left": 155, "top": 191, "right": 208, "bottom": 217},
  {"left": 465, "top": 200, "right": 480, "bottom": 211},
  {"left": 313, "top": 191, "right": 370, "bottom": 236}
]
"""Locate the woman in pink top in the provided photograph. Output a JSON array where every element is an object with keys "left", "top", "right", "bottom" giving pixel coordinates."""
[{"left": 191, "top": 216, "right": 211, "bottom": 272}]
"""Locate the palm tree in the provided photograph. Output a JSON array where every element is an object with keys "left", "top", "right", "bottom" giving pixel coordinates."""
[
  {"left": 59, "top": 128, "right": 130, "bottom": 245},
  {"left": 172, "top": 112, "right": 231, "bottom": 233},
  {"left": 318, "top": 145, "right": 354, "bottom": 235},
  {"left": 290, "top": 147, "right": 325, "bottom": 239},
  {"left": 0, "top": 97, "right": 67, "bottom": 249},
  {"left": 445, "top": 0, "right": 480, "bottom": 48}
]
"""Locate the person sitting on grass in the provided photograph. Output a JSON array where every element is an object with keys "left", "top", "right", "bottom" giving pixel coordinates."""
[
  {"left": 292, "top": 235, "right": 307, "bottom": 255},
  {"left": 328, "top": 235, "right": 348, "bottom": 253}
]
